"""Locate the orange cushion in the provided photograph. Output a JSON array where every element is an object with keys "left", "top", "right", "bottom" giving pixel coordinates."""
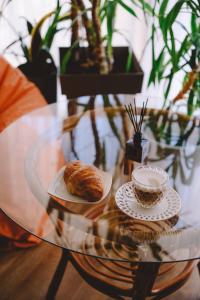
[
  {"left": 0, "top": 56, "right": 46, "bottom": 131},
  {"left": 0, "top": 56, "right": 47, "bottom": 247}
]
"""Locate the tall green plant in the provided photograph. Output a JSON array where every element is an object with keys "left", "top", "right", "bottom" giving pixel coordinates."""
[
  {"left": 148, "top": 0, "right": 200, "bottom": 115},
  {"left": 61, "top": 0, "right": 151, "bottom": 74}
]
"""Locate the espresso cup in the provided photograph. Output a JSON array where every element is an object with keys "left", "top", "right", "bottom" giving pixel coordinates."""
[{"left": 131, "top": 165, "right": 168, "bottom": 208}]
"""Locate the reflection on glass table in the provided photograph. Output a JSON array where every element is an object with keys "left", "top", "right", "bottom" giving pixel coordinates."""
[{"left": 1, "top": 95, "right": 200, "bottom": 299}]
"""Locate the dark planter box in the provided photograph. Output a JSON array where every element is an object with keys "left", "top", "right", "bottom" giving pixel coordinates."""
[
  {"left": 18, "top": 62, "right": 57, "bottom": 104},
  {"left": 59, "top": 47, "right": 143, "bottom": 98}
]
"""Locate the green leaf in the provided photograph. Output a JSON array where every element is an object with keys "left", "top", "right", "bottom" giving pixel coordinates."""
[
  {"left": 159, "top": 0, "right": 168, "bottom": 16},
  {"left": 187, "top": 88, "right": 195, "bottom": 116},
  {"left": 99, "top": 0, "right": 107, "bottom": 22},
  {"left": 148, "top": 25, "right": 156, "bottom": 86},
  {"left": 129, "top": 0, "right": 153, "bottom": 14},
  {"left": 148, "top": 47, "right": 165, "bottom": 85},
  {"left": 176, "top": 34, "right": 191, "bottom": 64},
  {"left": 106, "top": 0, "right": 117, "bottom": 57},
  {"left": 27, "top": 20, "right": 33, "bottom": 35},
  {"left": 60, "top": 40, "right": 79, "bottom": 74},
  {"left": 43, "top": 5, "right": 62, "bottom": 49},
  {"left": 117, "top": 0, "right": 137, "bottom": 17},
  {"left": 148, "top": 67, "right": 156, "bottom": 86},
  {"left": 30, "top": 11, "right": 55, "bottom": 61},
  {"left": 159, "top": 0, "right": 168, "bottom": 30},
  {"left": 164, "top": 71, "right": 173, "bottom": 100},
  {"left": 163, "top": 0, "right": 184, "bottom": 37},
  {"left": 157, "top": 49, "right": 165, "bottom": 81},
  {"left": 191, "top": 12, "right": 197, "bottom": 36},
  {"left": 187, "top": 0, "right": 200, "bottom": 16},
  {"left": 125, "top": 49, "right": 133, "bottom": 72},
  {"left": 169, "top": 27, "right": 177, "bottom": 69},
  {"left": 138, "top": 0, "right": 153, "bottom": 14}
]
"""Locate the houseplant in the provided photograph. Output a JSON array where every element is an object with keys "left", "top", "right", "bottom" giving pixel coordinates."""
[
  {"left": 59, "top": 0, "right": 150, "bottom": 98},
  {"left": 147, "top": 0, "right": 200, "bottom": 115},
  {"left": 2, "top": 0, "right": 70, "bottom": 103}
]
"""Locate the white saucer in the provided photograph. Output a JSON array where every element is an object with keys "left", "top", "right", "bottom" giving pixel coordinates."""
[{"left": 115, "top": 182, "right": 181, "bottom": 221}]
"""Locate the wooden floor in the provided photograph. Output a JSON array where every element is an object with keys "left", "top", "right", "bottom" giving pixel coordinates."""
[{"left": 0, "top": 241, "right": 200, "bottom": 300}]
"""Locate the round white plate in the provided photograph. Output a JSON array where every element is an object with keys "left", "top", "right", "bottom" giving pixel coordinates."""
[{"left": 115, "top": 182, "right": 181, "bottom": 221}]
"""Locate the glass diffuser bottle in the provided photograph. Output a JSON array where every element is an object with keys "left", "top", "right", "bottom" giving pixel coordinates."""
[{"left": 124, "top": 99, "right": 149, "bottom": 178}]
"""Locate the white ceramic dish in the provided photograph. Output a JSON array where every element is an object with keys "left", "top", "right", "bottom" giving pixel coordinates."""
[
  {"left": 48, "top": 166, "right": 112, "bottom": 205},
  {"left": 115, "top": 181, "right": 181, "bottom": 221}
]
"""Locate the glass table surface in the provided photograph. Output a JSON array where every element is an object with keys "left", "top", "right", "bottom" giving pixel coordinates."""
[{"left": 1, "top": 97, "right": 200, "bottom": 264}]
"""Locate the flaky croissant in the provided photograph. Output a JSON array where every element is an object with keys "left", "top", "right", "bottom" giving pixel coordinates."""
[{"left": 63, "top": 160, "right": 104, "bottom": 202}]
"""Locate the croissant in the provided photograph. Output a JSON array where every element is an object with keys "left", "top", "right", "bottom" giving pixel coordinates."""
[{"left": 63, "top": 161, "right": 104, "bottom": 202}]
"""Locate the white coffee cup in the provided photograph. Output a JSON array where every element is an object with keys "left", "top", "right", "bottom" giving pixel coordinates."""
[{"left": 131, "top": 165, "right": 169, "bottom": 208}]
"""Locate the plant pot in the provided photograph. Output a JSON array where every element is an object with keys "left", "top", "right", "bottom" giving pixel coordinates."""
[
  {"left": 59, "top": 47, "right": 143, "bottom": 98},
  {"left": 18, "top": 62, "right": 57, "bottom": 104}
]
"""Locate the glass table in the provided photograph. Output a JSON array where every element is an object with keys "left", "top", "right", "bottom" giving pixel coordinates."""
[{"left": 1, "top": 96, "right": 200, "bottom": 299}]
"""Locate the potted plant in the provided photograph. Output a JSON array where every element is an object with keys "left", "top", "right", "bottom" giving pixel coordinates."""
[
  {"left": 59, "top": 0, "right": 149, "bottom": 98},
  {"left": 2, "top": 0, "right": 70, "bottom": 103},
  {"left": 147, "top": 0, "right": 200, "bottom": 115}
]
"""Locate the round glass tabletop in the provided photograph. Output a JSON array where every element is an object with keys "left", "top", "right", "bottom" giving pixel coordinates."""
[{"left": 1, "top": 96, "right": 200, "bottom": 263}]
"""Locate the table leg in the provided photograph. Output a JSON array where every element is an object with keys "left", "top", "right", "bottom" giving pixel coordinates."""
[
  {"left": 132, "top": 262, "right": 161, "bottom": 300},
  {"left": 46, "top": 248, "right": 70, "bottom": 300}
]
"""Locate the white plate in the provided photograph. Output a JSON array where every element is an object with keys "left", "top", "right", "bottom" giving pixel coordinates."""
[
  {"left": 48, "top": 166, "right": 112, "bottom": 204},
  {"left": 115, "top": 182, "right": 181, "bottom": 221}
]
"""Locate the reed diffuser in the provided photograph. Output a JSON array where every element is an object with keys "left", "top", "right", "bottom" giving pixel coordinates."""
[{"left": 124, "top": 99, "right": 149, "bottom": 175}]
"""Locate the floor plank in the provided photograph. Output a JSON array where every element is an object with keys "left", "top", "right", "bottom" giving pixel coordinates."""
[{"left": 0, "top": 241, "right": 199, "bottom": 300}]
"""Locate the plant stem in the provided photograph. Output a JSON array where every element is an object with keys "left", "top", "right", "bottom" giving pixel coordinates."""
[
  {"left": 172, "top": 62, "right": 200, "bottom": 103},
  {"left": 71, "top": 0, "right": 79, "bottom": 46},
  {"left": 76, "top": 0, "right": 94, "bottom": 51},
  {"left": 92, "top": 0, "right": 109, "bottom": 74}
]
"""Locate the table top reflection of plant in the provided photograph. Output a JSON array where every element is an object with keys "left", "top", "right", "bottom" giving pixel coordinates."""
[{"left": 144, "top": 108, "right": 200, "bottom": 189}]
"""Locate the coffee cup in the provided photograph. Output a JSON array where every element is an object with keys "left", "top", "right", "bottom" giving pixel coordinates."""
[{"left": 131, "top": 165, "right": 169, "bottom": 208}]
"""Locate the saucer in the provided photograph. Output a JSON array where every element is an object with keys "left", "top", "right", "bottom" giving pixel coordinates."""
[{"left": 115, "top": 182, "right": 181, "bottom": 221}]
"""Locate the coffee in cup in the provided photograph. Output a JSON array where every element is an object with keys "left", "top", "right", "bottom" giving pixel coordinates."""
[{"left": 131, "top": 165, "right": 168, "bottom": 208}]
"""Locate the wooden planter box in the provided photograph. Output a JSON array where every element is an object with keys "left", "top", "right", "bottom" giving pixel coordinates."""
[
  {"left": 59, "top": 47, "right": 143, "bottom": 98},
  {"left": 18, "top": 62, "right": 57, "bottom": 104}
]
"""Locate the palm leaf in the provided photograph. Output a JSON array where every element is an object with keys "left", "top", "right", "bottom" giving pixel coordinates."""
[
  {"left": 116, "top": 0, "right": 137, "bottom": 17},
  {"left": 30, "top": 11, "right": 55, "bottom": 61},
  {"left": 60, "top": 39, "right": 80, "bottom": 74},
  {"left": 169, "top": 27, "right": 177, "bottom": 69},
  {"left": 176, "top": 34, "right": 191, "bottom": 64},
  {"left": 125, "top": 49, "right": 133, "bottom": 72},
  {"left": 106, "top": 0, "right": 117, "bottom": 60},
  {"left": 43, "top": 2, "right": 62, "bottom": 49},
  {"left": 163, "top": 0, "right": 184, "bottom": 39}
]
